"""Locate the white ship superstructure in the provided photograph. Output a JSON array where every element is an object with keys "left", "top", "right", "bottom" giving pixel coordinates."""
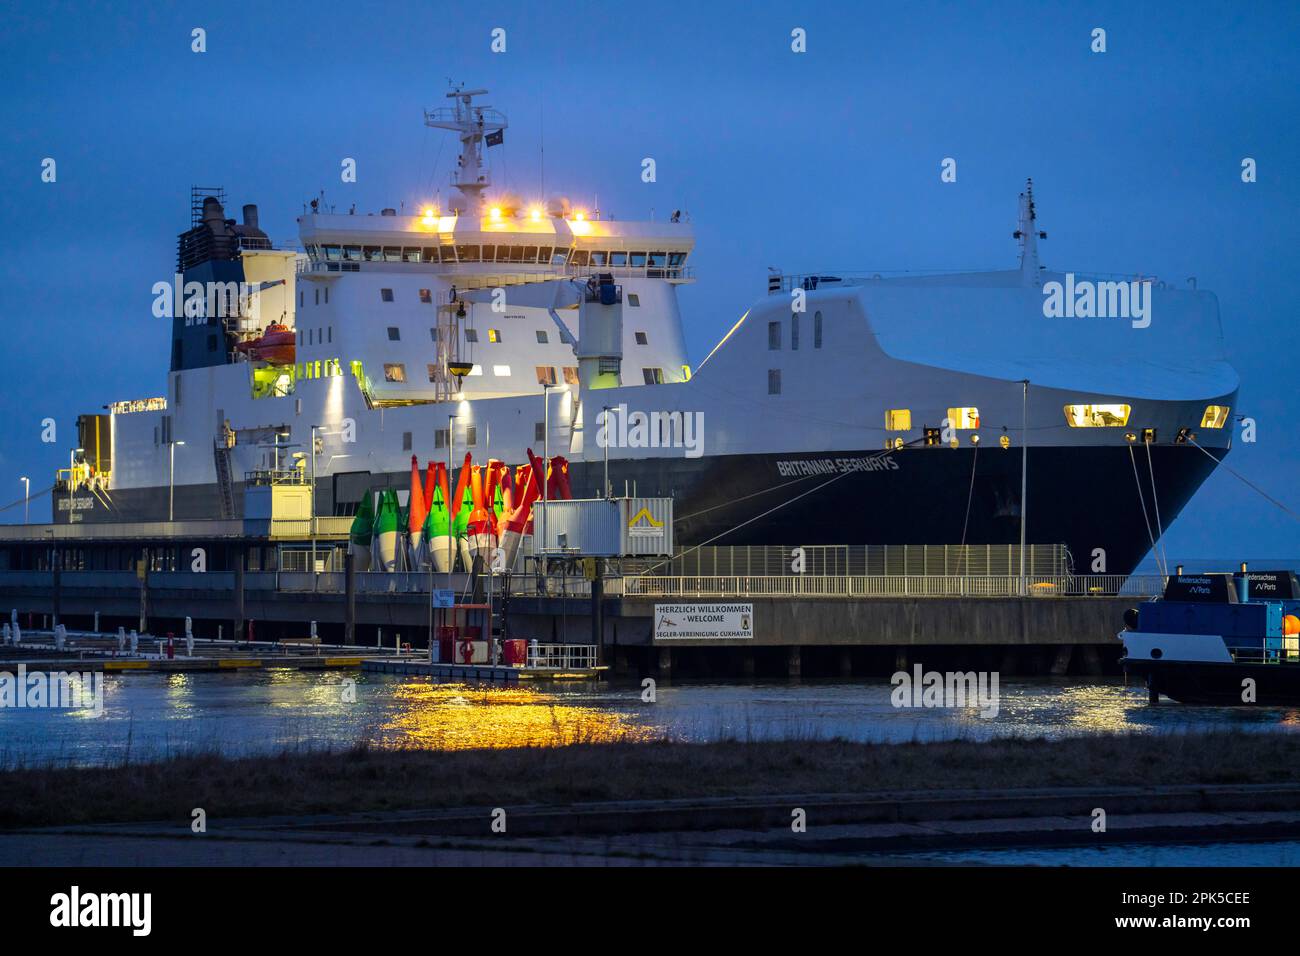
[{"left": 55, "top": 86, "right": 1239, "bottom": 575}]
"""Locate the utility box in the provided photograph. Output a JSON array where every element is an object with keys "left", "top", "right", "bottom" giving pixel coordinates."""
[
  {"left": 531, "top": 497, "right": 673, "bottom": 556},
  {"left": 243, "top": 484, "right": 312, "bottom": 521}
]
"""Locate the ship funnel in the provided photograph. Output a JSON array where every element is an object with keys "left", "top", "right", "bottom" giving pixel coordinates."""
[{"left": 243, "top": 204, "right": 260, "bottom": 230}]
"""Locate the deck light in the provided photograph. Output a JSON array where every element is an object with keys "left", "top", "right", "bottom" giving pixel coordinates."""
[
  {"left": 489, "top": 207, "right": 502, "bottom": 221},
  {"left": 529, "top": 207, "right": 542, "bottom": 222}
]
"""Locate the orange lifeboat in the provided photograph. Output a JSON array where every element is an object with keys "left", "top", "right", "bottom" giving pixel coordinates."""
[{"left": 236, "top": 323, "right": 296, "bottom": 365}]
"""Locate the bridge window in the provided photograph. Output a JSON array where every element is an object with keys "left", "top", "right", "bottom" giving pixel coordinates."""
[
  {"left": 571, "top": 250, "right": 590, "bottom": 267},
  {"left": 403, "top": 247, "right": 422, "bottom": 263},
  {"left": 668, "top": 252, "right": 686, "bottom": 267},
  {"left": 384, "top": 247, "right": 402, "bottom": 262},
  {"left": 551, "top": 248, "right": 569, "bottom": 266},
  {"left": 1201, "top": 405, "right": 1230, "bottom": 428},
  {"left": 630, "top": 252, "right": 647, "bottom": 267},
  {"left": 947, "top": 407, "right": 980, "bottom": 429},
  {"left": 383, "top": 363, "right": 406, "bottom": 383},
  {"left": 610, "top": 252, "right": 627, "bottom": 267},
  {"left": 589, "top": 251, "right": 607, "bottom": 267},
  {"left": 563, "top": 366, "right": 579, "bottom": 385},
  {"left": 457, "top": 245, "right": 480, "bottom": 263},
  {"left": 648, "top": 251, "right": 667, "bottom": 267},
  {"left": 886, "top": 409, "right": 912, "bottom": 431},
  {"left": 538, "top": 246, "right": 552, "bottom": 263},
  {"left": 536, "top": 366, "right": 557, "bottom": 385},
  {"left": 643, "top": 367, "right": 664, "bottom": 385},
  {"left": 1063, "top": 403, "right": 1131, "bottom": 427}
]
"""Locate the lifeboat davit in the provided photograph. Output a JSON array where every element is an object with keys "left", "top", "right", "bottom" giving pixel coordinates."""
[{"left": 235, "top": 323, "right": 296, "bottom": 365}]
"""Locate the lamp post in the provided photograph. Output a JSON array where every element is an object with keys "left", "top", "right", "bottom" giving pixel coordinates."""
[
  {"left": 19, "top": 477, "right": 29, "bottom": 525},
  {"left": 310, "top": 425, "right": 323, "bottom": 573},
  {"left": 601, "top": 405, "right": 611, "bottom": 499},
  {"left": 1019, "top": 380, "right": 1029, "bottom": 593},
  {"left": 169, "top": 441, "right": 185, "bottom": 522},
  {"left": 541, "top": 383, "right": 555, "bottom": 567}
]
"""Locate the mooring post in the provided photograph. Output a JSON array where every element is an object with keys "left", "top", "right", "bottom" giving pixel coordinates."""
[
  {"left": 233, "top": 547, "right": 245, "bottom": 647},
  {"left": 138, "top": 549, "right": 149, "bottom": 636},
  {"left": 344, "top": 551, "right": 356, "bottom": 646},
  {"left": 51, "top": 547, "right": 61, "bottom": 628},
  {"left": 590, "top": 560, "right": 604, "bottom": 664},
  {"left": 1148, "top": 677, "right": 1160, "bottom": 705}
]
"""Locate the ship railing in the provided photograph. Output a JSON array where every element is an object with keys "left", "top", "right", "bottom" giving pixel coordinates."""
[
  {"left": 621, "top": 574, "right": 1166, "bottom": 599},
  {"left": 1228, "top": 641, "right": 1300, "bottom": 665},
  {"left": 769, "top": 269, "right": 1164, "bottom": 294},
  {"left": 526, "top": 643, "right": 598, "bottom": 670}
]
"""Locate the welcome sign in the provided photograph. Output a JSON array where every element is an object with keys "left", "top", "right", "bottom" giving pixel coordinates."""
[{"left": 654, "top": 604, "right": 754, "bottom": 640}]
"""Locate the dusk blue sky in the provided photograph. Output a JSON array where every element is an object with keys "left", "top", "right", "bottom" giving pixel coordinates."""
[{"left": 1, "top": 0, "right": 1298, "bottom": 562}]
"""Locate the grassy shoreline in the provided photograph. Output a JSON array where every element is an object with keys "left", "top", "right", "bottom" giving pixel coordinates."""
[{"left": 3, "top": 732, "right": 1300, "bottom": 828}]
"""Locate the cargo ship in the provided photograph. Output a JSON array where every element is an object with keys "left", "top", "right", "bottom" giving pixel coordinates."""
[
  {"left": 50, "top": 84, "right": 1239, "bottom": 575},
  {"left": 1121, "top": 569, "right": 1300, "bottom": 705}
]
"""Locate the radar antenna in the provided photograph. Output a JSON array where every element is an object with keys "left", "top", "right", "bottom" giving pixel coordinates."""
[{"left": 424, "top": 83, "right": 508, "bottom": 217}]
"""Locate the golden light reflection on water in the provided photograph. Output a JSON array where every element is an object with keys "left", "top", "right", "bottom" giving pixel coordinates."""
[{"left": 375, "top": 680, "right": 658, "bottom": 751}]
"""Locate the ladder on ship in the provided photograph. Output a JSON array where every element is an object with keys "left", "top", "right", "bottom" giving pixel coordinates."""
[{"left": 213, "top": 439, "right": 236, "bottom": 519}]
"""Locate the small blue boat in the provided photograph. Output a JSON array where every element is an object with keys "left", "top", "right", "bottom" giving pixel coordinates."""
[{"left": 1120, "top": 567, "right": 1300, "bottom": 705}]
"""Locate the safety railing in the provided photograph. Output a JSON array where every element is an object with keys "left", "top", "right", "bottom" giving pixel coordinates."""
[
  {"left": 621, "top": 574, "right": 1167, "bottom": 599},
  {"left": 526, "top": 643, "right": 598, "bottom": 670}
]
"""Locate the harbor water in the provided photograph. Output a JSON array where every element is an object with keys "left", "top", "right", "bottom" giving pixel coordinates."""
[{"left": 3, "top": 672, "right": 1300, "bottom": 769}]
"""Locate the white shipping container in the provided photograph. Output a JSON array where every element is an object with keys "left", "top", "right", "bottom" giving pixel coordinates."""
[{"left": 532, "top": 497, "right": 673, "bottom": 556}]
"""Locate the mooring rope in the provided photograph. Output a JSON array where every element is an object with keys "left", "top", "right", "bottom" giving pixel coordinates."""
[
  {"left": 1143, "top": 439, "right": 1170, "bottom": 576},
  {"left": 1188, "top": 438, "right": 1300, "bottom": 524},
  {"left": 638, "top": 438, "right": 924, "bottom": 576},
  {"left": 957, "top": 442, "right": 979, "bottom": 574},
  {"left": 1128, "top": 443, "right": 1164, "bottom": 577}
]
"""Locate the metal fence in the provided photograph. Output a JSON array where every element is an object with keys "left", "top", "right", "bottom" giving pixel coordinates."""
[
  {"left": 630, "top": 544, "right": 1072, "bottom": 577},
  {"left": 526, "top": 643, "right": 598, "bottom": 670},
  {"left": 622, "top": 574, "right": 1165, "bottom": 599}
]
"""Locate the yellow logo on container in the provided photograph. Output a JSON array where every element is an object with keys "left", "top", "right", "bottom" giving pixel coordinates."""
[{"left": 629, "top": 507, "right": 664, "bottom": 529}]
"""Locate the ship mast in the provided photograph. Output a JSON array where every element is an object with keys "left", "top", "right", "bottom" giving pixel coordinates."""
[
  {"left": 1013, "top": 178, "right": 1046, "bottom": 286},
  {"left": 424, "top": 84, "right": 508, "bottom": 217}
]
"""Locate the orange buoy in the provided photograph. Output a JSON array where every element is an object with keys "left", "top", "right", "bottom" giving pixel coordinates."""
[{"left": 1284, "top": 615, "right": 1300, "bottom": 636}]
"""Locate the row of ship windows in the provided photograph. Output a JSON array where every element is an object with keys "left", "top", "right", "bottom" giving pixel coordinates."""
[
  {"left": 412, "top": 421, "right": 563, "bottom": 450},
  {"left": 313, "top": 244, "right": 688, "bottom": 269},
  {"left": 379, "top": 327, "right": 651, "bottom": 346},
  {"left": 381, "top": 363, "right": 668, "bottom": 387},
  {"left": 752, "top": 403, "right": 1232, "bottom": 430},
  {"left": 769, "top": 312, "right": 824, "bottom": 350},
  {"left": 301, "top": 288, "right": 645, "bottom": 308}
]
